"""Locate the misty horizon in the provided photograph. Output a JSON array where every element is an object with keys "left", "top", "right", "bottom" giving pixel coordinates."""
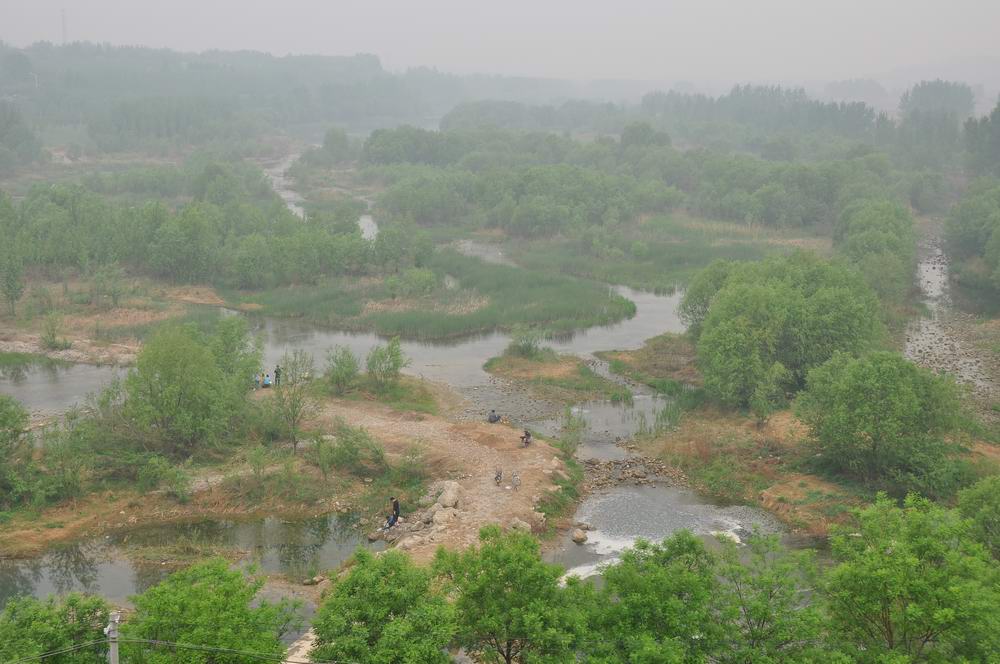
[{"left": 3, "top": 0, "right": 1000, "bottom": 91}]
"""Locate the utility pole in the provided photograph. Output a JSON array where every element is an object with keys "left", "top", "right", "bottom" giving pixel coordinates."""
[{"left": 104, "top": 611, "right": 120, "bottom": 664}]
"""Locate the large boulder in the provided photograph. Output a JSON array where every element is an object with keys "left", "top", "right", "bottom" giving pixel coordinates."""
[
  {"left": 509, "top": 518, "right": 532, "bottom": 533},
  {"left": 421, "top": 503, "right": 442, "bottom": 524},
  {"left": 529, "top": 510, "right": 547, "bottom": 533},
  {"left": 433, "top": 507, "right": 458, "bottom": 526},
  {"left": 572, "top": 528, "right": 588, "bottom": 544},
  {"left": 436, "top": 481, "right": 461, "bottom": 509}
]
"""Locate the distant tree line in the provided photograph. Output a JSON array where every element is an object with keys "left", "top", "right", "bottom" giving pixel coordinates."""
[
  {"left": 0, "top": 101, "right": 43, "bottom": 174},
  {"left": 0, "top": 159, "right": 428, "bottom": 291},
  {"left": 356, "top": 124, "right": 934, "bottom": 240},
  {"left": 442, "top": 80, "right": 981, "bottom": 169}
]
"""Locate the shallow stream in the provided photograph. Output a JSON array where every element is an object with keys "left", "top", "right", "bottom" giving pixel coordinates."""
[{"left": 0, "top": 155, "right": 782, "bottom": 609}]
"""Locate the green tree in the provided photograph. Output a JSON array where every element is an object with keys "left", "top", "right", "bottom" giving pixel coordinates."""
[
  {"left": 325, "top": 344, "right": 359, "bottom": 395},
  {"left": 620, "top": 121, "right": 670, "bottom": 149},
  {"left": 795, "top": 352, "right": 964, "bottom": 496},
  {"left": 965, "top": 101, "right": 1000, "bottom": 177},
  {"left": 150, "top": 203, "right": 222, "bottom": 282},
  {"left": 121, "top": 559, "right": 300, "bottom": 664},
  {"left": 899, "top": 80, "right": 975, "bottom": 121},
  {"left": 0, "top": 393, "right": 30, "bottom": 508},
  {"left": 958, "top": 475, "right": 1000, "bottom": 559},
  {"left": 312, "top": 549, "right": 455, "bottom": 663},
  {"left": 716, "top": 531, "right": 830, "bottom": 663},
  {"left": 90, "top": 262, "right": 127, "bottom": 308},
  {"left": 0, "top": 593, "right": 109, "bottom": 663},
  {"left": 825, "top": 494, "right": 1000, "bottom": 662},
  {"left": 272, "top": 348, "right": 317, "bottom": 452},
  {"left": 435, "top": 525, "right": 583, "bottom": 664},
  {"left": 690, "top": 252, "right": 882, "bottom": 410},
  {"left": 124, "top": 325, "right": 226, "bottom": 457},
  {"left": 583, "top": 531, "right": 722, "bottom": 663},
  {"left": 1, "top": 250, "right": 25, "bottom": 316},
  {"left": 366, "top": 337, "right": 410, "bottom": 394},
  {"left": 209, "top": 315, "right": 261, "bottom": 411}
]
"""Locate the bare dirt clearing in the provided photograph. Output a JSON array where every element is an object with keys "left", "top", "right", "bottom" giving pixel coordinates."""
[{"left": 316, "top": 397, "right": 563, "bottom": 563}]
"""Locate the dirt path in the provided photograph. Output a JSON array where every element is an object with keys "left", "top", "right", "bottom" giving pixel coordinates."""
[{"left": 316, "top": 397, "right": 563, "bottom": 564}]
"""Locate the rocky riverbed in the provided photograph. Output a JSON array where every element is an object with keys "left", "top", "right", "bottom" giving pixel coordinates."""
[{"left": 904, "top": 227, "right": 1000, "bottom": 421}]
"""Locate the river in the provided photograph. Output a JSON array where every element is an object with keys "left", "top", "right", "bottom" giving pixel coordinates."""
[{"left": 0, "top": 154, "right": 784, "bottom": 610}]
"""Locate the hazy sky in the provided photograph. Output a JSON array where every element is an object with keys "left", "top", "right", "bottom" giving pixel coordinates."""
[{"left": 2, "top": 0, "right": 999, "bottom": 82}]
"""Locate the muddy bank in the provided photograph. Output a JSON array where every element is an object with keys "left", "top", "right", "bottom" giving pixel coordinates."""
[{"left": 0, "top": 334, "right": 136, "bottom": 366}]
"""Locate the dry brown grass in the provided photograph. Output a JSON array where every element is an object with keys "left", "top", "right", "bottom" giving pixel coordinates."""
[
  {"left": 164, "top": 285, "right": 226, "bottom": 306},
  {"left": 598, "top": 333, "right": 702, "bottom": 386},
  {"left": 638, "top": 406, "right": 862, "bottom": 536},
  {"left": 486, "top": 355, "right": 581, "bottom": 381}
]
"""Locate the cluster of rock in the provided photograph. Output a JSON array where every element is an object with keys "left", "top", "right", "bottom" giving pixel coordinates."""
[
  {"left": 456, "top": 376, "right": 562, "bottom": 423},
  {"left": 367, "top": 480, "right": 547, "bottom": 551},
  {"left": 583, "top": 456, "right": 686, "bottom": 491}
]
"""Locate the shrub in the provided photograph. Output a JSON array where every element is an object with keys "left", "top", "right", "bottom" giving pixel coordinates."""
[
  {"left": 136, "top": 455, "right": 172, "bottom": 492},
  {"left": 505, "top": 326, "right": 543, "bottom": 359},
  {"left": 958, "top": 475, "right": 1000, "bottom": 558},
  {"left": 247, "top": 444, "right": 269, "bottom": 482},
  {"left": 366, "top": 338, "right": 409, "bottom": 394},
  {"left": 328, "top": 419, "right": 387, "bottom": 475},
  {"left": 309, "top": 435, "right": 337, "bottom": 481},
  {"left": 325, "top": 345, "right": 359, "bottom": 395},
  {"left": 40, "top": 313, "right": 71, "bottom": 351}
]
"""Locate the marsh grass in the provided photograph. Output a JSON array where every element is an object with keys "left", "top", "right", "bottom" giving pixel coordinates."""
[
  {"left": 226, "top": 249, "right": 636, "bottom": 340},
  {"left": 514, "top": 214, "right": 822, "bottom": 291}
]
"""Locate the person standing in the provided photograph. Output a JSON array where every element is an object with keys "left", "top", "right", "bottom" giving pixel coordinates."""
[{"left": 274, "top": 365, "right": 282, "bottom": 387}]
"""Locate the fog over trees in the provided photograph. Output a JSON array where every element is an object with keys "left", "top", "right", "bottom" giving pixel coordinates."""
[{"left": 2, "top": 2, "right": 1000, "bottom": 662}]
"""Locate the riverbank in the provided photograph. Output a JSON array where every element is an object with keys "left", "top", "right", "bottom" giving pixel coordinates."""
[{"left": 0, "top": 384, "right": 569, "bottom": 563}]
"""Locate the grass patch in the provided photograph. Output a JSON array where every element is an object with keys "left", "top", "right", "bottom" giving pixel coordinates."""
[
  {"left": 485, "top": 352, "right": 631, "bottom": 405},
  {"left": 342, "top": 376, "right": 439, "bottom": 415},
  {"left": 536, "top": 409, "right": 586, "bottom": 528},
  {"left": 514, "top": 213, "right": 825, "bottom": 291},
  {"left": 227, "top": 249, "right": 636, "bottom": 340}
]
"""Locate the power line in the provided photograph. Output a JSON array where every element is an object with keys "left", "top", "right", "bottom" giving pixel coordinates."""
[
  {"left": 6, "top": 639, "right": 107, "bottom": 664},
  {"left": 118, "top": 638, "right": 349, "bottom": 664},
  {"left": 6, "top": 637, "right": 350, "bottom": 664}
]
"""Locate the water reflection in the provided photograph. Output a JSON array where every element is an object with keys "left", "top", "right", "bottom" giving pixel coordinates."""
[{"left": 0, "top": 514, "right": 381, "bottom": 608}]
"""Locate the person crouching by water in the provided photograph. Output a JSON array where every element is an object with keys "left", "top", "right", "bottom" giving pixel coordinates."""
[
  {"left": 487, "top": 409, "right": 501, "bottom": 424},
  {"left": 520, "top": 430, "right": 533, "bottom": 447},
  {"left": 381, "top": 496, "right": 401, "bottom": 531}
]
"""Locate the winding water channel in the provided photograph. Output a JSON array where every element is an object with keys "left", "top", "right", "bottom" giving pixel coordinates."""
[{"left": 0, "top": 155, "right": 784, "bottom": 608}]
